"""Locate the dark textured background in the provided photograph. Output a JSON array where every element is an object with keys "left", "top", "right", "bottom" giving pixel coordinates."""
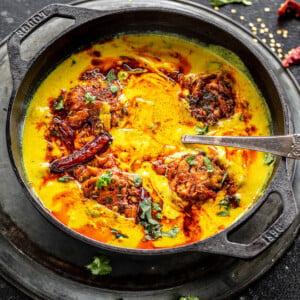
[{"left": 0, "top": 0, "right": 299, "bottom": 299}]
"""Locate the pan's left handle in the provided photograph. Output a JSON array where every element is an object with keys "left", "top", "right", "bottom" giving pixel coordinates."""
[{"left": 7, "top": 4, "right": 108, "bottom": 87}]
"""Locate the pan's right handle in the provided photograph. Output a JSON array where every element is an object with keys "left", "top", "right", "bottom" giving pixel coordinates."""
[{"left": 7, "top": 4, "right": 108, "bottom": 87}]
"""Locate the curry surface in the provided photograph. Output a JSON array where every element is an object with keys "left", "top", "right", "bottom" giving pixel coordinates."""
[{"left": 23, "top": 34, "right": 273, "bottom": 249}]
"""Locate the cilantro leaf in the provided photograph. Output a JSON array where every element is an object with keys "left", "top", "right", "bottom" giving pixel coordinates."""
[
  {"left": 57, "top": 175, "right": 73, "bottom": 183},
  {"left": 110, "top": 84, "right": 119, "bottom": 94},
  {"left": 210, "top": 0, "right": 252, "bottom": 7},
  {"left": 162, "top": 226, "right": 180, "bottom": 238},
  {"left": 96, "top": 171, "right": 113, "bottom": 189},
  {"left": 110, "top": 228, "right": 128, "bottom": 239},
  {"left": 106, "top": 70, "right": 117, "bottom": 82},
  {"left": 203, "top": 156, "right": 214, "bottom": 172},
  {"left": 195, "top": 125, "right": 209, "bottom": 135},
  {"left": 133, "top": 174, "right": 142, "bottom": 187},
  {"left": 85, "top": 93, "right": 96, "bottom": 104},
  {"left": 221, "top": 170, "right": 228, "bottom": 186},
  {"left": 139, "top": 198, "right": 159, "bottom": 225},
  {"left": 153, "top": 202, "right": 161, "bottom": 212},
  {"left": 86, "top": 256, "right": 112, "bottom": 275},
  {"left": 216, "top": 210, "right": 229, "bottom": 217},
  {"left": 185, "top": 156, "right": 198, "bottom": 166},
  {"left": 156, "top": 213, "right": 162, "bottom": 219},
  {"left": 54, "top": 96, "right": 64, "bottom": 110},
  {"left": 264, "top": 153, "right": 275, "bottom": 165}
]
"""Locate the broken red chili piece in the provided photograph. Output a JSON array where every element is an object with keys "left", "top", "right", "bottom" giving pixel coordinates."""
[
  {"left": 282, "top": 46, "right": 300, "bottom": 67},
  {"left": 50, "top": 132, "right": 113, "bottom": 173},
  {"left": 278, "top": 0, "right": 300, "bottom": 17}
]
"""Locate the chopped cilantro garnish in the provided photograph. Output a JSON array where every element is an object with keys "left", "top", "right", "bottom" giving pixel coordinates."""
[
  {"left": 86, "top": 256, "right": 112, "bottom": 275},
  {"left": 203, "top": 156, "right": 214, "bottom": 172},
  {"left": 153, "top": 202, "right": 162, "bottom": 212},
  {"left": 195, "top": 125, "right": 209, "bottom": 135},
  {"left": 217, "top": 195, "right": 240, "bottom": 217},
  {"left": 156, "top": 213, "right": 162, "bottom": 219},
  {"left": 110, "top": 84, "right": 119, "bottom": 94},
  {"left": 216, "top": 210, "right": 230, "bottom": 217},
  {"left": 110, "top": 228, "right": 128, "bottom": 239},
  {"left": 106, "top": 70, "right": 117, "bottom": 82},
  {"left": 132, "top": 174, "right": 142, "bottom": 187},
  {"left": 54, "top": 96, "right": 64, "bottom": 110},
  {"left": 96, "top": 171, "right": 113, "bottom": 189},
  {"left": 264, "top": 153, "right": 275, "bottom": 165},
  {"left": 57, "top": 175, "right": 73, "bottom": 183},
  {"left": 85, "top": 93, "right": 96, "bottom": 104},
  {"left": 162, "top": 226, "right": 180, "bottom": 238},
  {"left": 185, "top": 156, "right": 198, "bottom": 166},
  {"left": 221, "top": 170, "right": 228, "bottom": 186}
]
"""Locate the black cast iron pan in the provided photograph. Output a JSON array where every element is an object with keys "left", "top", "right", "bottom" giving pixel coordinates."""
[{"left": 5, "top": 4, "right": 299, "bottom": 259}]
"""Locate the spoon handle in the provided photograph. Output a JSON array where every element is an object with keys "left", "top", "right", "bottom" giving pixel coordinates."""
[{"left": 181, "top": 134, "right": 300, "bottom": 159}]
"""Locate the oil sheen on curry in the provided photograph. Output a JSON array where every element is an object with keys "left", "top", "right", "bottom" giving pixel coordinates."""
[{"left": 23, "top": 34, "right": 274, "bottom": 249}]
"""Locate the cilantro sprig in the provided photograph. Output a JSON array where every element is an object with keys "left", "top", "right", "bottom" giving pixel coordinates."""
[
  {"left": 86, "top": 256, "right": 112, "bottom": 275},
  {"left": 96, "top": 171, "right": 113, "bottom": 189}
]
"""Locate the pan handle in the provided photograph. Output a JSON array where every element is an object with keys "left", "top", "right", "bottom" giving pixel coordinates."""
[
  {"left": 7, "top": 4, "right": 108, "bottom": 86},
  {"left": 189, "top": 160, "right": 298, "bottom": 258}
]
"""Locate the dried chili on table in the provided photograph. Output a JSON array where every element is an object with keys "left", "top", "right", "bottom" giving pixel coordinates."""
[
  {"left": 278, "top": 0, "right": 300, "bottom": 17},
  {"left": 282, "top": 46, "right": 300, "bottom": 67}
]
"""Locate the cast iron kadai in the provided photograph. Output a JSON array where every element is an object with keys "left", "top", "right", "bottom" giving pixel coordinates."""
[{"left": 6, "top": 4, "right": 299, "bottom": 259}]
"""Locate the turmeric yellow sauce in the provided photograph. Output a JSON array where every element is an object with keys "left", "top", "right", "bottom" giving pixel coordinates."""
[{"left": 22, "top": 34, "right": 273, "bottom": 249}]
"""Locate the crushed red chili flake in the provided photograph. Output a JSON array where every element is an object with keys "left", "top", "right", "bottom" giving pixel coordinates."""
[
  {"left": 278, "top": 0, "right": 300, "bottom": 18},
  {"left": 282, "top": 46, "right": 300, "bottom": 67}
]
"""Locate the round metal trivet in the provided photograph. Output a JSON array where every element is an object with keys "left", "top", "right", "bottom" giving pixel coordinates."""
[{"left": 0, "top": 0, "right": 299, "bottom": 299}]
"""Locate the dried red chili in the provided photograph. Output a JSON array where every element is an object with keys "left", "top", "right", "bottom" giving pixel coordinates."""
[
  {"left": 278, "top": 0, "right": 300, "bottom": 17},
  {"left": 282, "top": 46, "right": 300, "bottom": 67},
  {"left": 50, "top": 132, "right": 113, "bottom": 173}
]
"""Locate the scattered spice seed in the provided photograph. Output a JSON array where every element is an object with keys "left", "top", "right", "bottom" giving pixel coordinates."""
[
  {"left": 265, "top": 28, "right": 269, "bottom": 32},
  {"left": 257, "top": 17, "right": 262, "bottom": 22},
  {"left": 279, "top": 53, "right": 283, "bottom": 58},
  {"left": 271, "top": 39, "right": 276, "bottom": 43},
  {"left": 264, "top": 7, "right": 271, "bottom": 12},
  {"left": 271, "top": 47, "right": 276, "bottom": 52},
  {"left": 214, "top": 6, "right": 220, "bottom": 10},
  {"left": 276, "top": 43, "right": 281, "bottom": 47},
  {"left": 253, "top": 38, "right": 258, "bottom": 43},
  {"left": 231, "top": 9, "right": 237, "bottom": 13},
  {"left": 240, "top": 15, "right": 245, "bottom": 20},
  {"left": 261, "top": 23, "right": 266, "bottom": 28},
  {"left": 269, "top": 33, "right": 274, "bottom": 38},
  {"left": 277, "top": 29, "right": 282, "bottom": 34},
  {"left": 278, "top": 49, "right": 283, "bottom": 53},
  {"left": 262, "top": 38, "right": 267, "bottom": 43},
  {"left": 249, "top": 22, "right": 254, "bottom": 27},
  {"left": 260, "top": 29, "right": 265, "bottom": 34}
]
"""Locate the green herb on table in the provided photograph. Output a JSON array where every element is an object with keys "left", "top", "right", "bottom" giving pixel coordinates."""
[
  {"left": 185, "top": 156, "right": 198, "bottom": 166},
  {"left": 195, "top": 125, "right": 209, "bottom": 135},
  {"left": 110, "top": 228, "right": 128, "bottom": 239},
  {"left": 57, "top": 175, "right": 73, "bottom": 183},
  {"left": 86, "top": 256, "right": 112, "bottom": 275},
  {"left": 203, "top": 156, "right": 214, "bottom": 172},
  {"left": 96, "top": 171, "right": 113, "bottom": 189},
  {"left": 210, "top": 0, "right": 252, "bottom": 7},
  {"left": 85, "top": 92, "right": 96, "bottom": 104},
  {"left": 264, "top": 153, "right": 275, "bottom": 165}
]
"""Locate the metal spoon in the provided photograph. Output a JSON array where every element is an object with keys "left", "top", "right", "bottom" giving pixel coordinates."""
[{"left": 181, "top": 134, "right": 300, "bottom": 159}]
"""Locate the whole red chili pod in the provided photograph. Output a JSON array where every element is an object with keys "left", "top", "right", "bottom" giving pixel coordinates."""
[{"left": 50, "top": 132, "right": 113, "bottom": 173}]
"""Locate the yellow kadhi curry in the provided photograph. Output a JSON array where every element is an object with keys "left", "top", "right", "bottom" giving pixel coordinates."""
[{"left": 22, "top": 34, "right": 273, "bottom": 249}]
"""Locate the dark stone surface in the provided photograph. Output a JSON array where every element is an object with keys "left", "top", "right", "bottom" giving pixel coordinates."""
[{"left": 0, "top": 0, "right": 299, "bottom": 299}]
